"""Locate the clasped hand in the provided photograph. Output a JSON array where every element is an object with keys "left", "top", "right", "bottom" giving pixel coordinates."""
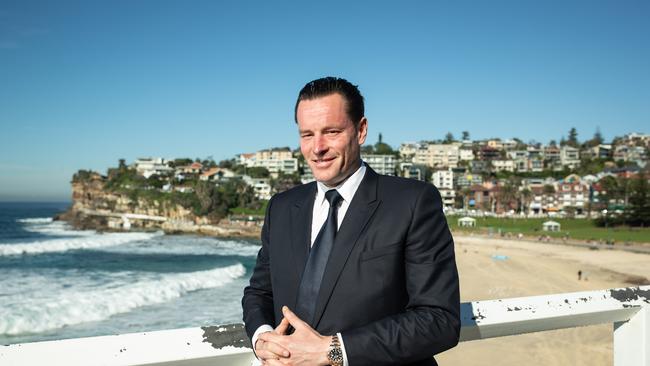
[{"left": 254, "top": 306, "right": 331, "bottom": 366}]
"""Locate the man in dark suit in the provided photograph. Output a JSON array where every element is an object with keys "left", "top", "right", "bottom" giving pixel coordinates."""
[{"left": 242, "top": 77, "right": 460, "bottom": 366}]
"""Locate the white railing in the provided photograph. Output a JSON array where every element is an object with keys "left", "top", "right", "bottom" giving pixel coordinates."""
[{"left": 1, "top": 286, "right": 648, "bottom": 366}]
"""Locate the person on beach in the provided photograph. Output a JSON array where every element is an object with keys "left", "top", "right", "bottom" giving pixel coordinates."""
[{"left": 242, "top": 77, "right": 460, "bottom": 365}]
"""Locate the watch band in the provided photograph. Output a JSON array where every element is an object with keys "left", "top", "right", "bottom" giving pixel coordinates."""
[{"left": 327, "top": 334, "right": 343, "bottom": 366}]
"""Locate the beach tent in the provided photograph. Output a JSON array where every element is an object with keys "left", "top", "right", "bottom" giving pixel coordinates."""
[
  {"left": 542, "top": 220, "right": 560, "bottom": 232},
  {"left": 458, "top": 217, "right": 476, "bottom": 227}
]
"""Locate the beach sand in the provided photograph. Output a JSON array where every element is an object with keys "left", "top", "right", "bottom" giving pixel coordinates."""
[{"left": 436, "top": 234, "right": 650, "bottom": 366}]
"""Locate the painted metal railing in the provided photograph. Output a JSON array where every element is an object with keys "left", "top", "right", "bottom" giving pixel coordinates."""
[{"left": 1, "top": 286, "right": 648, "bottom": 366}]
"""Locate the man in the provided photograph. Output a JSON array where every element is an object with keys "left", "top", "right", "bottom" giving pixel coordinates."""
[{"left": 242, "top": 77, "right": 460, "bottom": 365}]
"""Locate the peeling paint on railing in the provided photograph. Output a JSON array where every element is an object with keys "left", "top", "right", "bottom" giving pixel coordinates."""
[
  {"left": 1, "top": 286, "right": 648, "bottom": 366},
  {"left": 201, "top": 323, "right": 251, "bottom": 349}
]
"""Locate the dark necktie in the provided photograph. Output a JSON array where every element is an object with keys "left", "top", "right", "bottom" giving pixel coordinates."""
[{"left": 295, "top": 189, "right": 343, "bottom": 326}]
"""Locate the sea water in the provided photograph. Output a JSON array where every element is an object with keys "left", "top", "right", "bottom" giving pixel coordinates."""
[{"left": 0, "top": 202, "right": 260, "bottom": 345}]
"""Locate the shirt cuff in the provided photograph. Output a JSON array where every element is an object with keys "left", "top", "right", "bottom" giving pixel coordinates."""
[
  {"left": 252, "top": 324, "right": 274, "bottom": 359},
  {"left": 338, "top": 332, "right": 349, "bottom": 366}
]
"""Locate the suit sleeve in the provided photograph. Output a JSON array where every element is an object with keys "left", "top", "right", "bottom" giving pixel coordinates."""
[
  {"left": 242, "top": 195, "right": 276, "bottom": 340},
  {"left": 341, "top": 184, "right": 460, "bottom": 365}
]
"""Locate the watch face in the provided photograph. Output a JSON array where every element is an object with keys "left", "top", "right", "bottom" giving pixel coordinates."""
[{"left": 328, "top": 348, "right": 343, "bottom": 365}]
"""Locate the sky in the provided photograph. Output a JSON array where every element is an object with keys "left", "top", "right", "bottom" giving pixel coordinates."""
[{"left": 1, "top": 0, "right": 648, "bottom": 201}]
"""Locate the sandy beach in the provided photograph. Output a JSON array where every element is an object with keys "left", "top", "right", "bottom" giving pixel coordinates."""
[{"left": 436, "top": 233, "right": 650, "bottom": 366}]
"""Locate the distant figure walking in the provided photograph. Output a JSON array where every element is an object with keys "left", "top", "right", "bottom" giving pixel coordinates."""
[{"left": 578, "top": 270, "right": 582, "bottom": 281}]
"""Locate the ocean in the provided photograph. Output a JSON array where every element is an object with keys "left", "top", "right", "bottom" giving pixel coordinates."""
[{"left": 0, "top": 202, "right": 260, "bottom": 345}]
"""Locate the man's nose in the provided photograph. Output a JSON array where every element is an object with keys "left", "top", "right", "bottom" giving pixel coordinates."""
[{"left": 313, "top": 135, "right": 328, "bottom": 155}]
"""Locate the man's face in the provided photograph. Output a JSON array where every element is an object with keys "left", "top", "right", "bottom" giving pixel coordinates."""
[{"left": 297, "top": 93, "right": 367, "bottom": 187}]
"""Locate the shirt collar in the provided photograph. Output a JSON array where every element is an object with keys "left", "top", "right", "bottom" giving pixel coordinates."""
[{"left": 316, "top": 162, "right": 367, "bottom": 205}]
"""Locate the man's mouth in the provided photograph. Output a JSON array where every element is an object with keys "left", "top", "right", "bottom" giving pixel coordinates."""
[{"left": 313, "top": 157, "right": 335, "bottom": 166}]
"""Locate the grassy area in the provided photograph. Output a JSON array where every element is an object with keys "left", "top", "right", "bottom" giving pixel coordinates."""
[
  {"left": 229, "top": 200, "right": 268, "bottom": 216},
  {"left": 447, "top": 215, "right": 650, "bottom": 244}
]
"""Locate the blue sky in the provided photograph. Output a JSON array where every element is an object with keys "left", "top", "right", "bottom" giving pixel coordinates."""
[{"left": 1, "top": 0, "right": 648, "bottom": 201}]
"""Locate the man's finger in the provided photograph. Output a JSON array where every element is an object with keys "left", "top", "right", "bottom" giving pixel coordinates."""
[
  {"left": 258, "top": 331, "right": 285, "bottom": 345},
  {"left": 275, "top": 317, "right": 290, "bottom": 335},
  {"left": 282, "top": 306, "right": 309, "bottom": 330},
  {"left": 256, "top": 337, "right": 290, "bottom": 358},
  {"left": 256, "top": 349, "right": 287, "bottom": 361}
]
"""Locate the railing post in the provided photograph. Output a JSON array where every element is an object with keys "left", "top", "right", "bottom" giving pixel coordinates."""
[{"left": 614, "top": 305, "right": 648, "bottom": 366}]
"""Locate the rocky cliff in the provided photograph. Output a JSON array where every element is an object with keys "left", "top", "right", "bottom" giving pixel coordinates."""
[{"left": 57, "top": 172, "right": 261, "bottom": 238}]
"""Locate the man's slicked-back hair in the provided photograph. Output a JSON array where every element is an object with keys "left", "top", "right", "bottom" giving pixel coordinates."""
[{"left": 294, "top": 77, "right": 365, "bottom": 127}]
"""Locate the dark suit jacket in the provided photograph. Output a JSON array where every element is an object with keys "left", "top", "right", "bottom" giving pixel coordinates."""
[{"left": 242, "top": 167, "right": 460, "bottom": 365}]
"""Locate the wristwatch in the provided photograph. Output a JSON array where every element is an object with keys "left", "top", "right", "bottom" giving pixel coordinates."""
[{"left": 327, "top": 334, "right": 343, "bottom": 366}]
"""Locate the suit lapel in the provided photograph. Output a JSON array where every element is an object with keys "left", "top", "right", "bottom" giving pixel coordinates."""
[
  {"left": 289, "top": 183, "right": 316, "bottom": 310},
  {"left": 312, "top": 168, "right": 381, "bottom": 328}
]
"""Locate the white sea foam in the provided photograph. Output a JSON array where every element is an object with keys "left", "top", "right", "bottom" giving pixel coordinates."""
[
  {"left": 102, "top": 236, "right": 261, "bottom": 257},
  {"left": 0, "top": 231, "right": 163, "bottom": 256},
  {"left": 16, "top": 217, "right": 53, "bottom": 224},
  {"left": 0, "top": 263, "right": 246, "bottom": 335},
  {"left": 20, "top": 219, "right": 95, "bottom": 237}
]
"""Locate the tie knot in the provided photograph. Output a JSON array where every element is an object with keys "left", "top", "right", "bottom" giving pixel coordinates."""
[{"left": 325, "top": 189, "right": 342, "bottom": 208}]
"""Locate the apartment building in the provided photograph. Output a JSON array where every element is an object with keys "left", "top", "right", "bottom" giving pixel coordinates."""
[
  {"left": 560, "top": 146, "right": 580, "bottom": 168},
  {"left": 362, "top": 154, "right": 396, "bottom": 175},
  {"left": 414, "top": 143, "right": 459, "bottom": 168}
]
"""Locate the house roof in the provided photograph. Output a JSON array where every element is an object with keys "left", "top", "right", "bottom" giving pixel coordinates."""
[{"left": 200, "top": 167, "right": 220, "bottom": 177}]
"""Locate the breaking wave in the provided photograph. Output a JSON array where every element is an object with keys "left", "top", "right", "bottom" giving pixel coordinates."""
[
  {"left": 0, "top": 263, "right": 246, "bottom": 335},
  {"left": 17, "top": 218, "right": 94, "bottom": 237},
  {"left": 16, "top": 218, "right": 53, "bottom": 224},
  {"left": 0, "top": 231, "right": 163, "bottom": 256}
]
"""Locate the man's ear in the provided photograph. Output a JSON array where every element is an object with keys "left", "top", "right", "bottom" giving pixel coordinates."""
[{"left": 357, "top": 117, "right": 368, "bottom": 145}]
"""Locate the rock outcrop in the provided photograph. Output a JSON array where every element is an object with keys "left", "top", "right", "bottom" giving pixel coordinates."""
[{"left": 56, "top": 172, "right": 261, "bottom": 238}]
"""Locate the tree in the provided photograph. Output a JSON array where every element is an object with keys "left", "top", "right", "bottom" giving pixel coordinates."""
[
  {"left": 201, "top": 158, "right": 217, "bottom": 168},
  {"left": 462, "top": 131, "right": 470, "bottom": 141},
  {"left": 194, "top": 180, "right": 216, "bottom": 216},
  {"left": 583, "top": 127, "right": 604, "bottom": 148},
  {"left": 625, "top": 172, "right": 650, "bottom": 226},
  {"left": 374, "top": 142, "right": 395, "bottom": 155},
  {"left": 543, "top": 184, "right": 555, "bottom": 195},
  {"left": 170, "top": 158, "right": 193, "bottom": 168},
  {"left": 598, "top": 175, "right": 619, "bottom": 210},
  {"left": 219, "top": 159, "right": 234, "bottom": 169},
  {"left": 498, "top": 178, "right": 519, "bottom": 212},
  {"left": 271, "top": 172, "right": 302, "bottom": 194},
  {"left": 460, "top": 187, "right": 472, "bottom": 209},
  {"left": 361, "top": 145, "right": 375, "bottom": 154},
  {"left": 549, "top": 140, "right": 557, "bottom": 147},
  {"left": 444, "top": 132, "right": 454, "bottom": 144},
  {"left": 567, "top": 127, "right": 579, "bottom": 147},
  {"left": 370, "top": 133, "right": 397, "bottom": 156},
  {"left": 247, "top": 167, "right": 270, "bottom": 178},
  {"left": 519, "top": 188, "right": 532, "bottom": 214},
  {"left": 592, "top": 127, "right": 604, "bottom": 146}
]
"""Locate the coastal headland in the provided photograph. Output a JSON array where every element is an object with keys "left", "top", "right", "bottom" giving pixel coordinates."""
[{"left": 56, "top": 169, "right": 263, "bottom": 238}]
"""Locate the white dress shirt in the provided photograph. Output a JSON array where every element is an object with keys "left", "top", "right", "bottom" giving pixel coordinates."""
[{"left": 252, "top": 163, "right": 366, "bottom": 366}]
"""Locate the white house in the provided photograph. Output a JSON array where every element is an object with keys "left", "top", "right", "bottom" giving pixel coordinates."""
[
  {"left": 134, "top": 158, "right": 173, "bottom": 178},
  {"left": 432, "top": 168, "right": 454, "bottom": 189}
]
